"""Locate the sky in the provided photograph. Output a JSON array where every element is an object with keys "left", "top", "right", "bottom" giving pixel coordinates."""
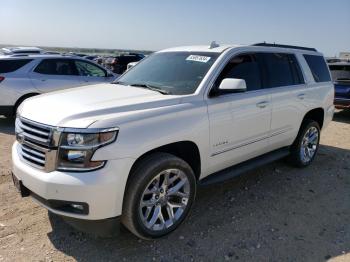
[{"left": 0, "top": 0, "right": 349, "bottom": 56}]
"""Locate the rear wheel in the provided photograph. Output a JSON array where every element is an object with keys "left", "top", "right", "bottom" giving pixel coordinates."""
[
  {"left": 289, "top": 119, "right": 320, "bottom": 167},
  {"left": 121, "top": 153, "right": 196, "bottom": 239}
]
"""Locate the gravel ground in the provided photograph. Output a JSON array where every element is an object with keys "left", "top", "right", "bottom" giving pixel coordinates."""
[{"left": 0, "top": 110, "right": 349, "bottom": 262}]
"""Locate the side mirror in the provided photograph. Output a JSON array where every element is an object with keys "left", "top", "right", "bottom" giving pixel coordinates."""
[{"left": 218, "top": 78, "right": 247, "bottom": 93}]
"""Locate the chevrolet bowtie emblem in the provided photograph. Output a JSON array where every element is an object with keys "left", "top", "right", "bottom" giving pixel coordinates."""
[{"left": 16, "top": 133, "right": 25, "bottom": 144}]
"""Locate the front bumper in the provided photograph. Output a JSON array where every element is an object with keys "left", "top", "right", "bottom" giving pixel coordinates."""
[
  {"left": 334, "top": 97, "right": 350, "bottom": 108},
  {"left": 12, "top": 141, "right": 135, "bottom": 220}
]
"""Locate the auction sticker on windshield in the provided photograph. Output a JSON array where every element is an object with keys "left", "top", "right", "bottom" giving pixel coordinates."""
[{"left": 186, "top": 55, "right": 211, "bottom": 63}]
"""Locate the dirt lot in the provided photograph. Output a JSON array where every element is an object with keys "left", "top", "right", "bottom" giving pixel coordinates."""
[{"left": 0, "top": 111, "right": 349, "bottom": 262}]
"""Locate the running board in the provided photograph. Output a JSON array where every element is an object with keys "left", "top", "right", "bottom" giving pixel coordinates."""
[{"left": 199, "top": 147, "right": 290, "bottom": 186}]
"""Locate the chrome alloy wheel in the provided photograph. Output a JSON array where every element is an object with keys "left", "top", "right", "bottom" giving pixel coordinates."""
[
  {"left": 139, "top": 169, "right": 190, "bottom": 231},
  {"left": 300, "top": 126, "right": 319, "bottom": 163}
]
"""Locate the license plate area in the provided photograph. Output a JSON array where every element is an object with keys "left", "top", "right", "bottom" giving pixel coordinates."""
[{"left": 11, "top": 173, "right": 30, "bottom": 197}]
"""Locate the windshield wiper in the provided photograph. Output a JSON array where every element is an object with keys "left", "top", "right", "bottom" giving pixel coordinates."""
[
  {"left": 129, "top": 83, "right": 171, "bottom": 95},
  {"left": 112, "top": 81, "right": 128, "bottom": 85}
]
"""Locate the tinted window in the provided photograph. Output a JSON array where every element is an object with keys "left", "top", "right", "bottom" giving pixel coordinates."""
[
  {"left": 34, "top": 59, "right": 79, "bottom": 76},
  {"left": 13, "top": 51, "right": 41, "bottom": 54},
  {"left": 304, "top": 55, "right": 331, "bottom": 82},
  {"left": 288, "top": 55, "right": 305, "bottom": 85},
  {"left": 0, "top": 59, "right": 32, "bottom": 73},
  {"left": 263, "top": 53, "right": 304, "bottom": 88},
  {"left": 213, "top": 53, "right": 262, "bottom": 95},
  {"left": 328, "top": 65, "right": 350, "bottom": 82},
  {"left": 75, "top": 60, "right": 106, "bottom": 77},
  {"left": 116, "top": 52, "right": 219, "bottom": 95}
]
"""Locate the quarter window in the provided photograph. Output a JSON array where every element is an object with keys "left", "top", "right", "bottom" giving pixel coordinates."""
[
  {"left": 34, "top": 59, "right": 79, "bottom": 76},
  {"left": 212, "top": 53, "right": 263, "bottom": 95},
  {"left": 0, "top": 59, "right": 33, "bottom": 73},
  {"left": 304, "top": 55, "right": 331, "bottom": 82},
  {"left": 75, "top": 60, "right": 106, "bottom": 77}
]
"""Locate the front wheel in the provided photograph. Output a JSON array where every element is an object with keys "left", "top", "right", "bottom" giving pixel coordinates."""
[
  {"left": 121, "top": 153, "right": 196, "bottom": 239},
  {"left": 289, "top": 119, "right": 321, "bottom": 167}
]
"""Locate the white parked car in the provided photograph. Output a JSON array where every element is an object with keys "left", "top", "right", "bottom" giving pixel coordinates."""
[
  {"left": 0, "top": 54, "right": 117, "bottom": 117},
  {"left": 126, "top": 61, "right": 139, "bottom": 71},
  {"left": 1, "top": 46, "right": 44, "bottom": 55},
  {"left": 12, "top": 43, "right": 334, "bottom": 239}
]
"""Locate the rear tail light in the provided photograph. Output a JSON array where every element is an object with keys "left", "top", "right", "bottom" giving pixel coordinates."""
[{"left": 0, "top": 76, "right": 4, "bottom": 83}]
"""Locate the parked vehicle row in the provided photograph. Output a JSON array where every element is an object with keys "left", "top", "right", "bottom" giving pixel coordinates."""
[
  {"left": 102, "top": 53, "right": 145, "bottom": 74},
  {"left": 0, "top": 54, "right": 117, "bottom": 117},
  {"left": 12, "top": 42, "right": 334, "bottom": 239},
  {"left": 328, "top": 60, "right": 350, "bottom": 109}
]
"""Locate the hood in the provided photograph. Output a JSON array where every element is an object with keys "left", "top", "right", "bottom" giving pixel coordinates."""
[{"left": 19, "top": 83, "right": 182, "bottom": 128}]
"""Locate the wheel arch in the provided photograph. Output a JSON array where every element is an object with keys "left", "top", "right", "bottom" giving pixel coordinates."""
[
  {"left": 301, "top": 107, "right": 325, "bottom": 129},
  {"left": 13, "top": 93, "right": 40, "bottom": 115},
  {"left": 129, "top": 141, "right": 202, "bottom": 181}
]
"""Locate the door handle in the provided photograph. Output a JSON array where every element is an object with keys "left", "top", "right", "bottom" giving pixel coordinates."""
[
  {"left": 256, "top": 101, "right": 269, "bottom": 108},
  {"left": 297, "top": 93, "right": 305, "bottom": 100}
]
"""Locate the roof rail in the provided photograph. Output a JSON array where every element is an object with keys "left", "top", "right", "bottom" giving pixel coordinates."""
[{"left": 253, "top": 43, "right": 317, "bottom": 52}]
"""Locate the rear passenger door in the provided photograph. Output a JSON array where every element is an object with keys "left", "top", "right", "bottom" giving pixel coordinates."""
[
  {"left": 29, "top": 58, "right": 83, "bottom": 93},
  {"left": 261, "top": 53, "right": 307, "bottom": 150}
]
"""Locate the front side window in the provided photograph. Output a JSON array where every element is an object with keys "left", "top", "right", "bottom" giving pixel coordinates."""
[
  {"left": 0, "top": 59, "right": 33, "bottom": 73},
  {"left": 304, "top": 55, "right": 331, "bottom": 82},
  {"left": 329, "top": 65, "right": 350, "bottom": 82},
  {"left": 263, "top": 53, "right": 304, "bottom": 88},
  {"left": 34, "top": 59, "right": 79, "bottom": 76},
  {"left": 75, "top": 60, "right": 106, "bottom": 77},
  {"left": 211, "top": 53, "right": 263, "bottom": 96},
  {"left": 115, "top": 52, "right": 219, "bottom": 95}
]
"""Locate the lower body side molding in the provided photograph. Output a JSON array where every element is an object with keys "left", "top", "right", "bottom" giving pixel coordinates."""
[{"left": 199, "top": 147, "right": 290, "bottom": 186}]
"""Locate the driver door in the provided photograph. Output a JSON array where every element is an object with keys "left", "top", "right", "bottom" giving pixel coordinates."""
[{"left": 206, "top": 53, "right": 272, "bottom": 174}]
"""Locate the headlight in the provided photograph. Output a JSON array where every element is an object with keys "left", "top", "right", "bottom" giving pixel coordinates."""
[{"left": 57, "top": 129, "right": 118, "bottom": 172}]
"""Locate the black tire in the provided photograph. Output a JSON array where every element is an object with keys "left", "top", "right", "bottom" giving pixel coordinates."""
[
  {"left": 288, "top": 119, "right": 321, "bottom": 167},
  {"left": 121, "top": 152, "right": 196, "bottom": 239}
]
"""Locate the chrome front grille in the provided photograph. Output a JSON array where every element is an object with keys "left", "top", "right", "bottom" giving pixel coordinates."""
[
  {"left": 15, "top": 117, "right": 58, "bottom": 172},
  {"left": 16, "top": 118, "right": 51, "bottom": 145},
  {"left": 21, "top": 143, "right": 46, "bottom": 168}
]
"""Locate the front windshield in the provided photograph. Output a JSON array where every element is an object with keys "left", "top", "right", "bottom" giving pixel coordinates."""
[
  {"left": 329, "top": 65, "right": 350, "bottom": 82},
  {"left": 115, "top": 52, "right": 219, "bottom": 95}
]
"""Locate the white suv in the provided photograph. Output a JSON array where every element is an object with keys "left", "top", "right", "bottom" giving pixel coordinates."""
[
  {"left": 12, "top": 43, "right": 334, "bottom": 239},
  {"left": 0, "top": 54, "right": 117, "bottom": 117}
]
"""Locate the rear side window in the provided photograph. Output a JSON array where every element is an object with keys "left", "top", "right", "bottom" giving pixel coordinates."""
[
  {"left": 34, "top": 59, "right": 79, "bottom": 76},
  {"left": 0, "top": 59, "right": 32, "bottom": 73},
  {"left": 263, "top": 53, "right": 304, "bottom": 88},
  {"left": 213, "top": 53, "right": 263, "bottom": 93},
  {"left": 304, "top": 55, "right": 331, "bottom": 82}
]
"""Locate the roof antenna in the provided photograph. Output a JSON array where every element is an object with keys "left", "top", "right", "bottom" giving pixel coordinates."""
[{"left": 209, "top": 41, "right": 220, "bottom": 49}]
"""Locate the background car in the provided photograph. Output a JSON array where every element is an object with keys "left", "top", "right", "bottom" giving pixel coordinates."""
[
  {"left": 126, "top": 61, "right": 139, "bottom": 71},
  {"left": 328, "top": 61, "right": 350, "bottom": 109},
  {"left": 109, "top": 53, "right": 145, "bottom": 74},
  {"left": 1, "top": 46, "right": 44, "bottom": 55},
  {"left": 0, "top": 54, "right": 117, "bottom": 117}
]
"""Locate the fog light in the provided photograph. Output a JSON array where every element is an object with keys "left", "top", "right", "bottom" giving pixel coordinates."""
[
  {"left": 67, "top": 150, "right": 86, "bottom": 162},
  {"left": 70, "top": 204, "right": 84, "bottom": 211}
]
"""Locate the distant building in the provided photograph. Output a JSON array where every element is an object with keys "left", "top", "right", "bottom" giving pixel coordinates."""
[{"left": 339, "top": 52, "right": 350, "bottom": 60}]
